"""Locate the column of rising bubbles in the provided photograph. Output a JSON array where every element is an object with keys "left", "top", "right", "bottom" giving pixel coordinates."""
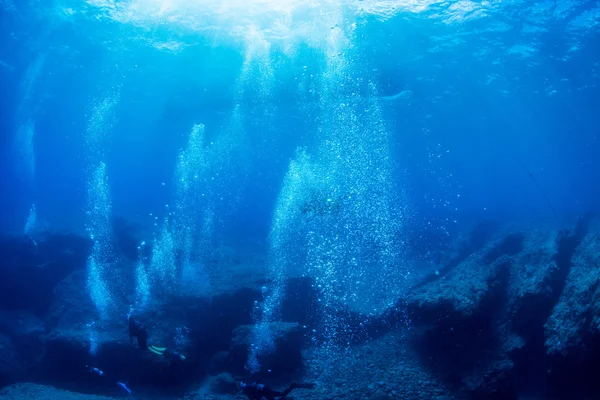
[
  {"left": 17, "top": 54, "right": 46, "bottom": 236},
  {"left": 136, "top": 123, "right": 210, "bottom": 308},
  {"left": 253, "top": 12, "right": 410, "bottom": 380},
  {"left": 84, "top": 92, "right": 120, "bottom": 327}
]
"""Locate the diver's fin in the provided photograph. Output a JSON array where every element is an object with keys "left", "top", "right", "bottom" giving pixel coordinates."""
[{"left": 149, "top": 346, "right": 165, "bottom": 355}]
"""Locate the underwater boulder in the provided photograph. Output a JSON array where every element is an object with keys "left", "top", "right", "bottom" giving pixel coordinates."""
[
  {"left": 46, "top": 269, "right": 126, "bottom": 343},
  {"left": 111, "top": 216, "right": 153, "bottom": 262},
  {"left": 0, "top": 310, "right": 46, "bottom": 381},
  {"left": 0, "top": 233, "right": 91, "bottom": 315},
  {"left": 406, "top": 232, "right": 519, "bottom": 325},
  {"left": 42, "top": 269, "right": 132, "bottom": 382},
  {"left": 405, "top": 216, "right": 596, "bottom": 399},
  {"left": 411, "top": 219, "right": 502, "bottom": 289},
  {"left": 544, "top": 231, "right": 600, "bottom": 395},
  {"left": 0, "top": 382, "right": 117, "bottom": 399},
  {"left": 42, "top": 267, "right": 203, "bottom": 392},
  {"left": 504, "top": 230, "right": 559, "bottom": 338},
  {"left": 462, "top": 358, "right": 517, "bottom": 400},
  {"left": 545, "top": 234, "right": 600, "bottom": 352},
  {"left": 207, "top": 372, "right": 239, "bottom": 394},
  {"left": 0, "top": 334, "right": 23, "bottom": 385},
  {"left": 228, "top": 322, "right": 305, "bottom": 376},
  {"left": 404, "top": 231, "right": 524, "bottom": 396}
]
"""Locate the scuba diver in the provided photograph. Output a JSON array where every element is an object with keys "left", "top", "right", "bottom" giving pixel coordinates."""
[
  {"left": 239, "top": 376, "right": 315, "bottom": 400},
  {"left": 128, "top": 315, "right": 186, "bottom": 362},
  {"left": 129, "top": 316, "right": 148, "bottom": 349}
]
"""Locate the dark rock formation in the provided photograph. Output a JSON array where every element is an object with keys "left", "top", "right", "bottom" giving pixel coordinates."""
[
  {"left": 227, "top": 322, "right": 306, "bottom": 376},
  {"left": 0, "top": 311, "right": 45, "bottom": 385},
  {"left": 406, "top": 232, "right": 516, "bottom": 398},
  {"left": 544, "top": 230, "right": 600, "bottom": 397},
  {"left": 412, "top": 219, "right": 502, "bottom": 289},
  {"left": 505, "top": 230, "right": 557, "bottom": 339},
  {"left": 0, "top": 230, "right": 313, "bottom": 395},
  {"left": 111, "top": 216, "right": 153, "bottom": 262},
  {"left": 208, "top": 372, "right": 240, "bottom": 394},
  {"left": 1, "top": 214, "right": 598, "bottom": 400},
  {"left": 403, "top": 213, "right": 596, "bottom": 399},
  {"left": 39, "top": 267, "right": 262, "bottom": 393},
  {"left": 0, "top": 382, "right": 117, "bottom": 400},
  {"left": 0, "top": 334, "right": 21, "bottom": 385},
  {"left": 0, "top": 233, "right": 91, "bottom": 315}
]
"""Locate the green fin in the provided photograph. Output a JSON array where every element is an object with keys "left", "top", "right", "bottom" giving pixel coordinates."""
[{"left": 149, "top": 346, "right": 166, "bottom": 355}]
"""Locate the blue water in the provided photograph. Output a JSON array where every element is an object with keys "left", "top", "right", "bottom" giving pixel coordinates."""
[
  {"left": 2, "top": 1, "right": 598, "bottom": 244},
  {"left": 1, "top": 1, "right": 600, "bottom": 397}
]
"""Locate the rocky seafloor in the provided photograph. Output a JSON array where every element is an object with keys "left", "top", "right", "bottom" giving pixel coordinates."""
[{"left": 1, "top": 213, "right": 600, "bottom": 399}]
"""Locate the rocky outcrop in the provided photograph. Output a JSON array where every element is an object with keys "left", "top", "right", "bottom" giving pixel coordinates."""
[
  {"left": 0, "top": 233, "right": 91, "bottom": 315},
  {"left": 22, "top": 233, "right": 311, "bottom": 393},
  {"left": 0, "top": 334, "right": 21, "bottom": 385},
  {"left": 406, "top": 230, "right": 526, "bottom": 332},
  {"left": 411, "top": 220, "right": 502, "bottom": 289},
  {"left": 40, "top": 267, "right": 262, "bottom": 389},
  {"left": 405, "top": 232, "right": 517, "bottom": 398},
  {"left": 207, "top": 372, "right": 239, "bottom": 394},
  {"left": 404, "top": 214, "right": 596, "bottom": 399},
  {"left": 544, "top": 231, "right": 600, "bottom": 396},
  {"left": 225, "top": 322, "right": 306, "bottom": 375},
  {"left": 546, "top": 232, "right": 600, "bottom": 354},
  {"left": 0, "top": 311, "right": 45, "bottom": 384},
  {"left": 0, "top": 383, "right": 117, "bottom": 399},
  {"left": 1, "top": 215, "right": 598, "bottom": 399},
  {"left": 505, "top": 230, "right": 558, "bottom": 338}
]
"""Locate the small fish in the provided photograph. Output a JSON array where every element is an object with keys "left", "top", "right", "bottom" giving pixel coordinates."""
[
  {"left": 380, "top": 90, "right": 413, "bottom": 101},
  {"left": 117, "top": 381, "right": 132, "bottom": 395}
]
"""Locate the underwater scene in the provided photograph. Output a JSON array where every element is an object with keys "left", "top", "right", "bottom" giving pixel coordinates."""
[{"left": 1, "top": 0, "right": 599, "bottom": 399}]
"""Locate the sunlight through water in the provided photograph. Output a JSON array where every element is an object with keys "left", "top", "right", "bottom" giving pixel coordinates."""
[{"left": 73, "top": 0, "right": 439, "bottom": 48}]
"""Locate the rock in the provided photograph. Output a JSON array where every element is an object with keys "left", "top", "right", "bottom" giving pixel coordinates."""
[
  {"left": 406, "top": 232, "right": 521, "bottom": 326},
  {"left": 404, "top": 233, "right": 516, "bottom": 391},
  {"left": 400, "top": 230, "right": 535, "bottom": 397},
  {"left": 463, "top": 359, "right": 516, "bottom": 400},
  {"left": 210, "top": 350, "right": 231, "bottom": 372},
  {"left": 228, "top": 322, "right": 305, "bottom": 375},
  {"left": 208, "top": 372, "right": 239, "bottom": 394},
  {"left": 507, "top": 215, "right": 594, "bottom": 343},
  {"left": 0, "top": 334, "right": 23, "bottom": 382},
  {"left": 403, "top": 215, "right": 597, "bottom": 399},
  {"left": 544, "top": 230, "right": 600, "bottom": 395},
  {"left": 43, "top": 268, "right": 130, "bottom": 367},
  {"left": 411, "top": 220, "right": 502, "bottom": 289},
  {"left": 370, "top": 390, "right": 389, "bottom": 400},
  {"left": 0, "top": 382, "right": 116, "bottom": 399},
  {"left": 0, "top": 310, "right": 45, "bottom": 380},
  {"left": 0, "top": 310, "right": 45, "bottom": 338},
  {"left": 0, "top": 233, "right": 91, "bottom": 315},
  {"left": 545, "top": 232, "right": 600, "bottom": 356},
  {"left": 505, "top": 230, "right": 558, "bottom": 337}
]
